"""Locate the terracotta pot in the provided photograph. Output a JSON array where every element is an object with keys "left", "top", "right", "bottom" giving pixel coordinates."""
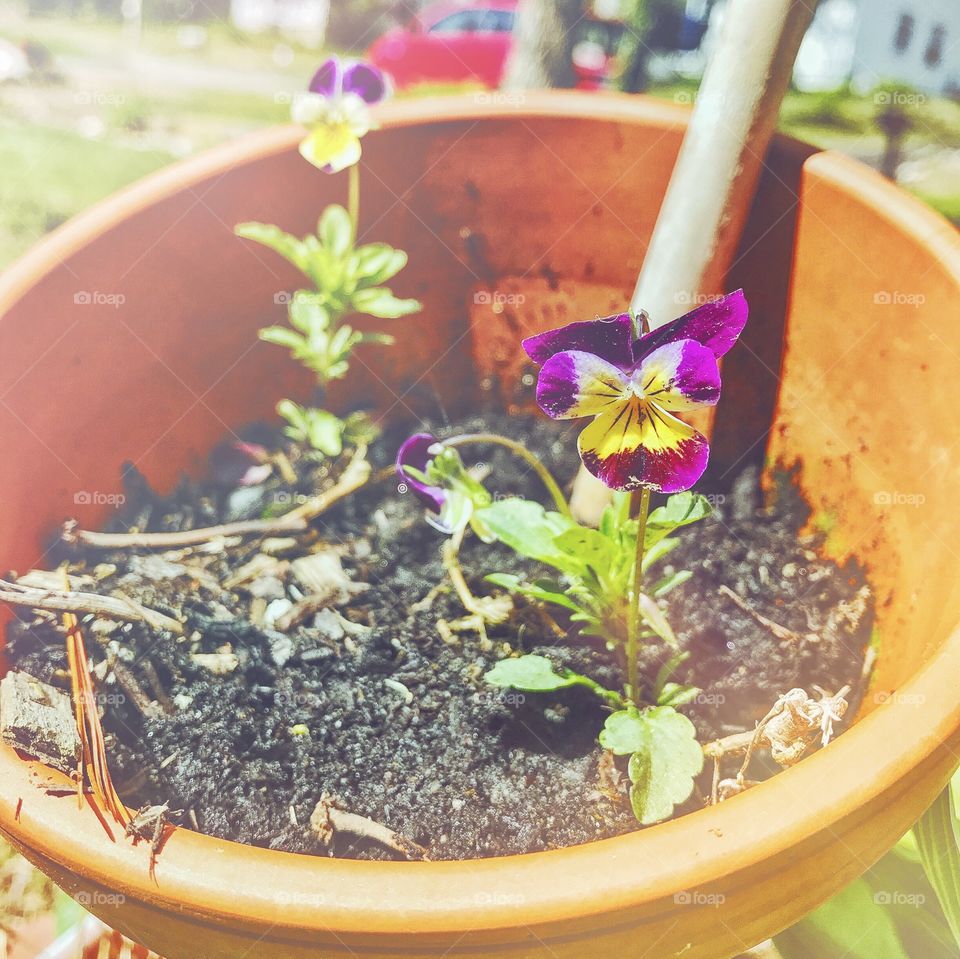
[{"left": 1, "top": 93, "right": 959, "bottom": 959}]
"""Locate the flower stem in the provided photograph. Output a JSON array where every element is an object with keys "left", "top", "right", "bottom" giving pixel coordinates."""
[
  {"left": 626, "top": 487, "right": 652, "bottom": 703},
  {"left": 347, "top": 163, "right": 360, "bottom": 244},
  {"left": 442, "top": 433, "right": 572, "bottom": 518}
]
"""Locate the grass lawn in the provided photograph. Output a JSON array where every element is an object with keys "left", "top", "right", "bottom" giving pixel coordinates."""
[{"left": 0, "top": 119, "right": 171, "bottom": 266}]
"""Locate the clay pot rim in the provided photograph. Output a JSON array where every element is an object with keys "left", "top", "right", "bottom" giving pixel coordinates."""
[{"left": 2, "top": 92, "right": 960, "bottom": 940}]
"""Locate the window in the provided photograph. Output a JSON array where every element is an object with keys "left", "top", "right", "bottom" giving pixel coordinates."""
[
  {"left": 893, "top": 12, "right": 914, "bottom": 54},
  {"left": 428, "top": 9, "right": 485, "bottom": 32},
  {"left": 924, "top": 24, "right": 946, "bottom": 68}
]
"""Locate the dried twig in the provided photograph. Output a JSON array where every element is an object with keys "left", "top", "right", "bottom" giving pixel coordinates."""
[
  {"left": 718, "top": 585, "right": 808, "bottom": 643},
  {"left": 310, "top": 793, "right": 429, "bottom": 861},
  {"left": 63, "top": 447, "right": 370, "bottom": 550},
  {"left": 0, "top": 579, "right": 183, "bottom": 635}
]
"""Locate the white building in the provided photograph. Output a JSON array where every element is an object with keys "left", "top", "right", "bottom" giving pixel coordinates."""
[
  {"left": 852, "top": 0, "right": 960, "bottom": 96},
  {"left": 230, "top": 0, "right": 330, "bottom": 42},
  {"left": 694, "top": 0, "right": 959, "bottom": 96}
]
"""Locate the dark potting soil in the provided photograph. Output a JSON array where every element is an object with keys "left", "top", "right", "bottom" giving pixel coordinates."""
[{"left": 5, "top": 413, "right": 872, "bottom": 861}]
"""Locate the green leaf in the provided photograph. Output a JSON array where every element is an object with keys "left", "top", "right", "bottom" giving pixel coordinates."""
[
  {"left": 644, "top": 492, "right": 712, "bottom": 548},
  {"left": 652, "top": 650, "right": 689, "bottom": 703},
  {"left": 485, "top": 654, "right": 619, "bottom": 705},
  {"left": 641, "top": 535, "right": 680, "bottom": 572},
  {"left": 554, "top": 526, "right": 618, "bottom": 573},
  {"left": 775, "top": 878, "right": 910, "bottom": 959},
  {"left": 485, "top": 655, "right": 583, "bottom": 692},
  {"left": 653, "top": 569, "right": 692, "bottom": 597},
  {"left": 305, "top": 411, "right": 345, "bottom": 457},
  {"left": 351, "top": 287, "right": 422, "bottom": 318},
  {"left": 657, "top": 682, "right": 700, "bottom": 707},
  {"left": 259, "top": 326, "right": 306, "bottom": 351},
  {"left": 235, "top": 222, "right": 309, "bottom": 274},
  {"left": 639, "top": 593, "right": 678, "bottom": 647},
  {"left": 352, "top": 243, "right": 408, "bottom": 285},
  {"left": 915, "top": 785, "right": 960, "bottom": 948},
  {"left": 485, "top": 573, "right": 581, "bottom": 612},
  {"left": 600, "top": 706, "right": 702, "bottom": 825},
  {"left": 318, "top": 204, "right": 353, "bottom": 258},
  {"left": 288, "top": 293, "right": 330, "bottom": 335},
  {"left": 276, "top": 402, "right": 345, "bottom": 457},
  {"left": 342, "top": 411, "right": 381, "bottom": 446},
  {"left": 476, "top": 499, "right": 580, "bottom": 572},
  {"left": 599, "top": 708, "right": 648, "bottom": 755}
]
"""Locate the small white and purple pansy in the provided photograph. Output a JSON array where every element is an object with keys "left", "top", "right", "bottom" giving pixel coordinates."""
[
  {"left": 396, "top": 432, "right": 448, "bottom": 519},
  {"left": 292, "top": 57, "right": 390, "bottom": 173},
  {"left": 523, "top": 290, "right": 748, "bottom": 493}
]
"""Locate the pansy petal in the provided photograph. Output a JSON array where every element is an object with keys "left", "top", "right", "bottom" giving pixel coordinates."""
[
  {"left": 636, "top": 339, "right": 720, "bottom": 413},
  {"left": 635, "top": 289, "right": 748, "bottom": 360},
  {"left": 536, "top": 350, "right": 629, "bottom": 420},
  {"left": 309, "top": 57, "right": 341, "bottom": 97},
  {"left": 342, "top": 61, "right": 389, "bottom": 104},
  {"left": 396, "top": 433, "right": 446, "bottom": 514},
  {"left": 523, "top": 314, "right": 636, "bottom": 367},
  {"left": 578, "top": 399, "right": 709, "bottom": 493},
  {"left": 299, "top": 125, "right": 362, "bottom": 173}
]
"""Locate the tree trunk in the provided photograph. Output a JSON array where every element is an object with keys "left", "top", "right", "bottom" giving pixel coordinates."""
[{"left": 502, "top": 0, "right": 583, "bottom": 90}]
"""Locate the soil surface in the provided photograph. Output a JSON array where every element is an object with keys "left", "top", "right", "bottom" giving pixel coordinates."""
[{"left": 4, "top": 413, "right": 872, "bottom": 860}]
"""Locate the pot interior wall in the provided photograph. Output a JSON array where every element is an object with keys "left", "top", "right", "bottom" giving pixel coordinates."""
[{"left": 0, "top": 103, "right": 957, "bottom": 708}]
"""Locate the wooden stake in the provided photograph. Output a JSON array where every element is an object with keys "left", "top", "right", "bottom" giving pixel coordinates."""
[{"left": 570, "top": 0, "right": 817, "bottom": 523}]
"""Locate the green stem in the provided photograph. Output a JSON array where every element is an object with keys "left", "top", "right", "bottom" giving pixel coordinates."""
[
  {"left": 347, "top": 163, "right": 360, "bottom": 244},
  {"left": 442, "top": 433, "right": 572, "bottom": 518},
  {"left": 627, "top": 487, "right": 652, "bottom": 703}
]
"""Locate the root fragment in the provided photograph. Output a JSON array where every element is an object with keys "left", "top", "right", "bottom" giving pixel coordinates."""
[{"left": 309, "top": 793, "right": 429, "bottom": 861}]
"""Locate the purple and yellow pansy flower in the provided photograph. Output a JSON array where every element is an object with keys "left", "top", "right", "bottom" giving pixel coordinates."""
[
  {"left": 523, "top": 291, "right": 748, "bottom": 493},
  {"left": 292, "top": 57, "right": 389, "bottom": 173}
]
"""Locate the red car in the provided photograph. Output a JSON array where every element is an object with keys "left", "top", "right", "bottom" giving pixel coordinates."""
[{"left": 368, "top": 0, "right": 621, "bottom": 90}]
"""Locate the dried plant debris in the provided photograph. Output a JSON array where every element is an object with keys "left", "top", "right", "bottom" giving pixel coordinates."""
[
  {"left": 704, "top": 686, "right": 850, "bottom": 803},
  {"left": 0, "top": 671, "right": 81, "bottom": 775},
  {"left": 310, "top": 794, "right": 429, "bottom": 861},
  {"left": 3, "top": 414, "right": 871, "bottom": 860},
  {"left": 126, "top": 802, "right": 182, "bottom": 877}
]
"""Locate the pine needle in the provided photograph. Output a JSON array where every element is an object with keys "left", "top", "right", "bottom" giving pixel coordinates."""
[{"left": 64, "top": 611, "right": 130, "bottom": 831}]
